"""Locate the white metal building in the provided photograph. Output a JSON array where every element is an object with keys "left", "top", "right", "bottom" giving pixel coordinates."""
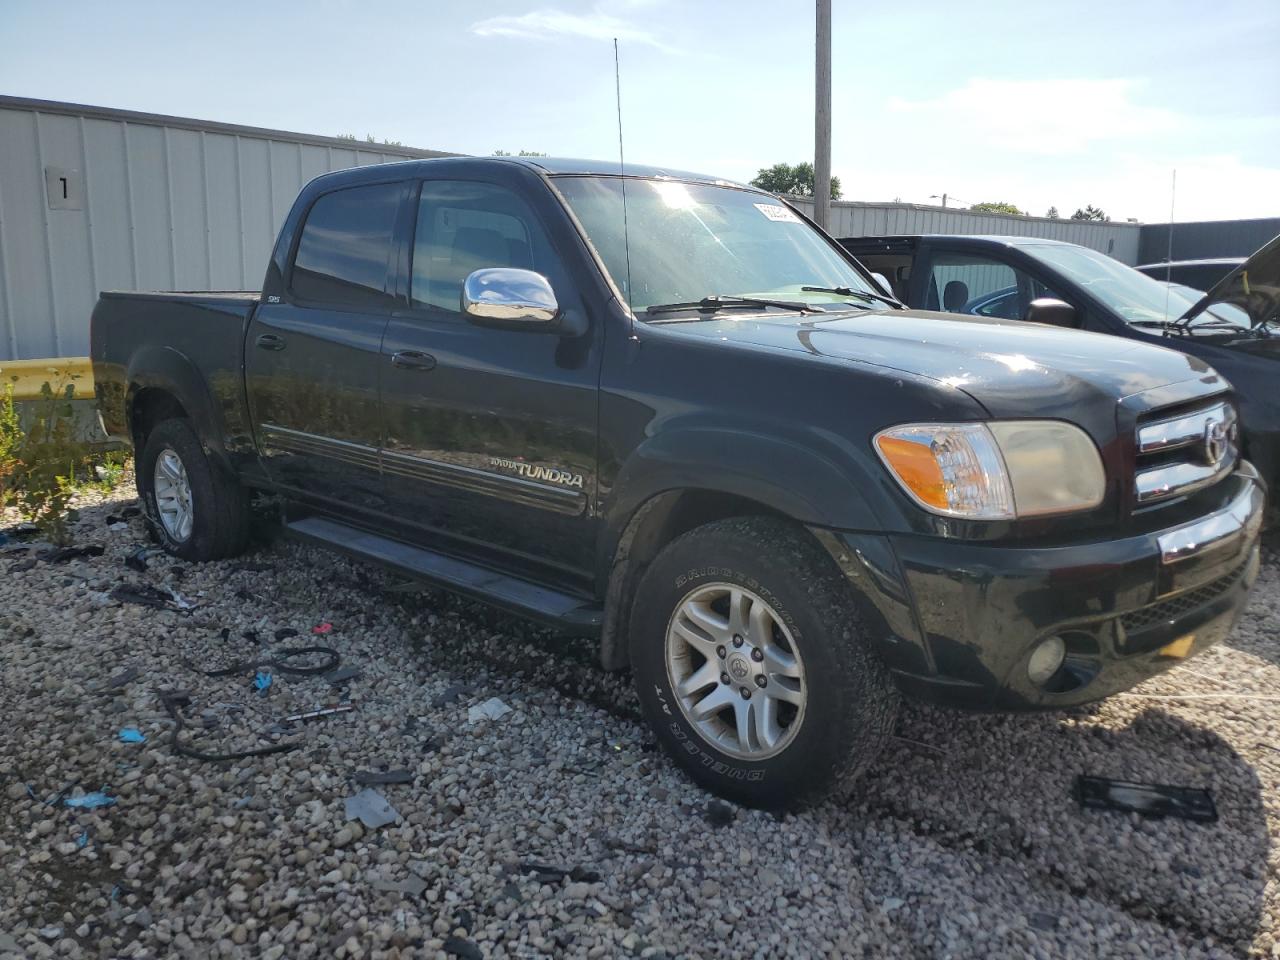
[
  {"left": 0, "top": 96, "right": 1147, "bottom": 362},
  {"left": 0, "top": 96, "right": 452, "bottom": 361},
  {"left": 786, "top": 197, "right": 1142, "bottom": 264}
]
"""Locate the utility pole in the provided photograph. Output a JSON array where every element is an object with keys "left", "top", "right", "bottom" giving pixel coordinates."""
[{"left": 814, "top": 0, "right": 832, "bottom": 231}]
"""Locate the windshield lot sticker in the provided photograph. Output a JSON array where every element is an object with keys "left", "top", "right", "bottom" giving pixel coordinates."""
[{"left": 754, "top": 203, "right": 801, "bottom": 223}]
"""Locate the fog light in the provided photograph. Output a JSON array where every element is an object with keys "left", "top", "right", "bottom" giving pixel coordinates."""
[{"left": 1027, "top": 636, "right": 1067, "bottom": 686}]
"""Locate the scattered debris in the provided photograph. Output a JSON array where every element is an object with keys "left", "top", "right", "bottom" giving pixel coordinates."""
[
  {"left": 312, "top": 622, "right": 333, "bottom": 635},
  {"left": 369, "top": 873, "right": 428, "bottom": 897},
  {"left": 281, "top": 704, "right": 355, "bottom": 725},
  {"left": 518, "top": 862, "right": 601, "bottom": 884},
  {"left": 468, "top": 697, "right": 512, "bottom": 723},
  {"left": 65, "top": 791, "right": 117, "bottom": 809},
  {"left": 354, "top": 768, "right": 414, "bottom": 786},
  {"left": 443, "top": 935, "right": 483, "bottom": 960},
  {"left": 42, "top": 544, "right": 105, "bottom": 563},
  {"left": 274, "top": 627, "right": 299, "bottom": 641},
  {"left": 324, "top": 665, "right": 361, "bottom": 686},
  {"left": 159, "top": 690, "right": 298, "bottom": 763},
  {"left": 254, "top": 670, "right": 273, "bottom": 695},
  {"left": 124, "top": 547, "right": 150, "bottom": 572},
  {"left": 76, "top": 829, "right": 90, "bottom": 849},
  {"left": 706, "top": 799, "right": 736, "bottom": 827},
  {"left": 345, "top": 788, "right": 400, "bottom": 829},
  {"left": 232, "top": 796, "right": 253, "bottom": 810},
  {"left": 200, "top": 646, "right": 341, "bottom": 680},
  {"left": 94, "top": 665, "right": 142, "bottom": 691},
  {"left": 1076, "top": 775, "right": 1217, "bottom": 823},
  {"left": 110, "top": 583, "right": 195, "bottom": 612},
  {"left": 118, "top": 727, "right": 146, "bottom": 744}
]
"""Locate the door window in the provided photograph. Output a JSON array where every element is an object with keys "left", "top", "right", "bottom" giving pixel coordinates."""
[
  {"left": 291, "top": 183, "right": 402, "bottom": 308},
  {"left": 925, "top": 252, "right": 1067, "bottom": 320},
  {"left": 410, "top": 181, "right": 559, "bottom": 313}
]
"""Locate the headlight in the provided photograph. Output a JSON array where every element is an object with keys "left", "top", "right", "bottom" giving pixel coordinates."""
[{"left": 874, "top": 421, "right": 1105, "bottom": 519}]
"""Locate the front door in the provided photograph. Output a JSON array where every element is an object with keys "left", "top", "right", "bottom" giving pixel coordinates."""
[
  {"left": 378, "top": 177, "right": 601, "bottom": 589},
  {"left": 246, "top": 179, "right": 408, "bottom": 513}
]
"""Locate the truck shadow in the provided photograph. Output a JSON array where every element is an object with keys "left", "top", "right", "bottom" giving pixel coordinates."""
[{"left": 856, "top": 699, "right": 1271, "bottom": 951}]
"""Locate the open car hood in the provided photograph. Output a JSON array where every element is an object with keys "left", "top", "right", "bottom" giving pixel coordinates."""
[{"left": 1179, "top": 232, "right": 1280, "bottom": 330}]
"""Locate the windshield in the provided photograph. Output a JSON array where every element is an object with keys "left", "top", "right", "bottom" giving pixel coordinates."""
[
  {"left": 553, "top": 175, "right": 882, "bottom": 314},
  {"left": 1022, "top": 243, "right": 1249, "bottom": 331}
]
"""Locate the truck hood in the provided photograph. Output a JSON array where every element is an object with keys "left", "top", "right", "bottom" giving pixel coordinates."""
[{"left": 665, "top": 308, "right": 1220, "bottom": 419}]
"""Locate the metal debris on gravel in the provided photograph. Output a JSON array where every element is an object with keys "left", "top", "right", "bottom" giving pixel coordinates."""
[{"left": 0, "top": 482, "right": 1277, "bottom": 958}]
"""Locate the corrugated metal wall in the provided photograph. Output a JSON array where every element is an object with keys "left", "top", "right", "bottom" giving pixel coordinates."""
[
  {"left": 788, "top": 198, "right": 1142, "bottom": 265},
  {"left": 0, "top": 96, "right": 453, "bottom": 361},
  {"left": 1137, "top": 217, "right": 1280, "bottom": 265}
]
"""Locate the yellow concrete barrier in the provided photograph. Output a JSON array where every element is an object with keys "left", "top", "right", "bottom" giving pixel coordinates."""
[{"left": 0, "top": 357, "right": 95, "bottom": 401}]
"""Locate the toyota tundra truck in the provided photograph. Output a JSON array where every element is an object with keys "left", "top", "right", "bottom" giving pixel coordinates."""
[{"left": 91, "top": 157, "right": 1264, "bottom": 809}]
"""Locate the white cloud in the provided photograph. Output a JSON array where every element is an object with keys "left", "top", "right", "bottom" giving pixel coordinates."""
[
  {"left": 888, "top": 78, "right": 1181, "bottom": 154},
  {"left": 471, "top": 3, "right": 673, "bottom": 51}
]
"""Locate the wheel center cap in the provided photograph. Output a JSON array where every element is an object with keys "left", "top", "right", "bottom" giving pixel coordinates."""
[{"left": 727, "top": 654, "right": 752, "bottom": 681}]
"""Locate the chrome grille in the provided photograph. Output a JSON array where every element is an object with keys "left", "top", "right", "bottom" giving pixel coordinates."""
[{"left": 1134, "top": 400, "right": 1238, "bottom": 505}]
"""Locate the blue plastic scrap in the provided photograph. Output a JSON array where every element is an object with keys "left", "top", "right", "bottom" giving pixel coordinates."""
[
  {"left": 76, "top": 830, "right": 90, "bottom": 849},
  {"left": 254, "top": 671, "right": 272, "bottom": 694},
  {"left": 65, "top": 791, "right": 116, "bottom": 809},
  {"left": 118, "top": 728, "right": 145, "bottom": 744}
]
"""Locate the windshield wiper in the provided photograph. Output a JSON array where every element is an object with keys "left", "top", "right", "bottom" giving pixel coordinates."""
[
  {"left": 801, "top": 285, "right": 902, "bottom": 308},
  {"left": 645, "top": 295, "right": 819, "bottom": 317}
]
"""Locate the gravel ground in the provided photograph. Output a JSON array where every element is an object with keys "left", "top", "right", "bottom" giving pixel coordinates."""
[{"left": 1, "top": 482, "right": 1277, "bottom": 959}]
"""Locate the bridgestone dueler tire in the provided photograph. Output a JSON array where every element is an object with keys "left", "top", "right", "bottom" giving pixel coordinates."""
[
  {"left": 629, "top": 516, "right": 898, "bottom": 809},
  {"left": 137, "top": 418, "right": 250, "bottom": 562}
]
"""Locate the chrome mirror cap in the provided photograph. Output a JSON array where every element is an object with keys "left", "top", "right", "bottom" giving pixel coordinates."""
[{"left": 462, "top": 268, "right": 559, "bottom": 324}]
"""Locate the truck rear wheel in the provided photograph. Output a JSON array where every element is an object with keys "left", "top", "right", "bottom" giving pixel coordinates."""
[
  {"left": 137, "top": 418, "right": 249, "bottom": 561},
  {"left": 629, "top": 516, "right": 897, "bottom": 809}
]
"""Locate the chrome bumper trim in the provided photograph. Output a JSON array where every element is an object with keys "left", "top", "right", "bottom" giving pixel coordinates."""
[{"left": 1158, "top": 474, "right": 1265, "bottom": 564}]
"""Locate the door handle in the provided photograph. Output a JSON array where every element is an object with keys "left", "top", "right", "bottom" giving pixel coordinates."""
[
  {"left": 390, "top": 350, "right": 437, "bottom": 371},
  {"left": 255, "top": 334, "right": 286, "bottom": 351}
]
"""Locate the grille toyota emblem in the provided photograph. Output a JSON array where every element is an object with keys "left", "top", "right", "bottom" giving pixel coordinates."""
[{"left": 1203, "top": 417, "right": 1229, "bottom": 467}]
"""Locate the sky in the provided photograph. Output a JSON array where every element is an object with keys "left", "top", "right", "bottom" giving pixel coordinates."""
[{"left": 1, "top": 0, "right": 1277, "bottom": 223}]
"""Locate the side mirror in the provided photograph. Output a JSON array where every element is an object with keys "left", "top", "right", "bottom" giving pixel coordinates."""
[
  {"left": 1025, "top": 297, "right": 1078, "bottom": 328},
  {"left": 462, "top": 268, "right": 560, "bottom": 331},
  {"left": 870, "top": 272, "right": 894, "bottom": 297}
]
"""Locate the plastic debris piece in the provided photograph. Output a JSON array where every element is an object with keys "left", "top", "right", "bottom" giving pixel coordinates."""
[
  {"left": 274, "top": 627, "right": 299, "bottom": 641},
  {"left": 110, "top": 583, "right": 184, "bottom": 611},
  {"left": 324, "top": 666, "right": 361, "bottom": 686},
  {"left": 96, "top": 666, "right": 141, "bottom": 691},
  {"left": 354, "top": 769, "right": 414, "bottom": 786},
  {"left": 232, "top": 796, "right": 253, "bottom": 809},
  {"left": 65, "top": 791, "right": 116, "bottom": 809},
  {"left": 118, "top": 727, "right": 146, "bottom": 744},
  {"left": 443, "top": 935, "right": 483, "bottom": 960},
  {"left": 76, "top": 830, "right": 90, "bottom": 849},
  {"left": 124, "top": 547, "right": 148, "bottom": 572},
  {"left": 312, "top": 622, "right": 333, "bottom": 635},
  {"left": 281, "top": 704, "right": 355, "bottom": 724},
  {"left": 42, "top": 544, "right": 105, "bottom": 563},
  {"left": 468, "top": 697, "right": 512, "bottom": 723},
  {"left": 345, "top": 787, "right": 399, "bottom": 829},
  {"left": 1076, "top": 775, "right": 1217, "bottom": 823},
  {"left": 254, "top": 671, "right": 272, "bottom": 694},
  {"left": 370, "top": 873, "right": 429, "bottom": 896}
]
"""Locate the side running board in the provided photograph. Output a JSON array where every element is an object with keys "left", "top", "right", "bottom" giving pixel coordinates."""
[{"left": 283, "top": 516, "right": 602, "bottom": 632}]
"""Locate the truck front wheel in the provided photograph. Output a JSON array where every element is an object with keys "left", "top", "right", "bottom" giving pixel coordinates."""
[
  {"left": 137, "top": 418, "right": 249, "bottom": 561},
  {"left": 629, "top": 517, "right": 898, "bottom": 809}
]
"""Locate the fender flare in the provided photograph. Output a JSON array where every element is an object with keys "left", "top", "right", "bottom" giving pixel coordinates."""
[{"left": 125, "top": 345, "right": 230, "bottom": 470}]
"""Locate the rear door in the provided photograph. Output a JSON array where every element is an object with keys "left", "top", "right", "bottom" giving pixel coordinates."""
[
  {"left": 246, "top": 179, "right": 409, "bottom": 513},
  {"left": 378, "top": 175, "right": 602, "bottom": 588}
]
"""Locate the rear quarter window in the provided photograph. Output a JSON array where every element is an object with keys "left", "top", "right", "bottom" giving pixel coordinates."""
[{"left": 291, "top": 183, "right": 402, "bottom": 309}]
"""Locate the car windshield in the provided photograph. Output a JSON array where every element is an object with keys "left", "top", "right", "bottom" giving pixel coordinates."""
[
  {"left": 553, "top": 175, "right": 882, "bottom": 314},
  {"left": 1022, "top": 243, "right": 1249, "bottom": 331}
]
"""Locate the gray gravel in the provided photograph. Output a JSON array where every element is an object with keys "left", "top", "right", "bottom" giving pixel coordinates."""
[{"left": 1, "top": 482, "right": 1277, "bottom": 959}]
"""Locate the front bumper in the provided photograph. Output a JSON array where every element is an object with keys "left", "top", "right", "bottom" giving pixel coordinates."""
[{"left": 821, "top": 465, "right": 1265, "bottom": 710}]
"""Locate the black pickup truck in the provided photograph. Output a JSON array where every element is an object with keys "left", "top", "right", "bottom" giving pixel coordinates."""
[{"left": 92, "top": 158, "right": 1264, "bottom": 808}]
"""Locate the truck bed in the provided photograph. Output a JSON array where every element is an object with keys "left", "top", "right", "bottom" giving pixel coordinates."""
[{"left": 90, "top": 290, "right": 260, "bottom": 460}]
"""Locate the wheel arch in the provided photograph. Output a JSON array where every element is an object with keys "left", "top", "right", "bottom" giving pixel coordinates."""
[{"left": 124, "top": 345, "right": 230, "bottom": 470}]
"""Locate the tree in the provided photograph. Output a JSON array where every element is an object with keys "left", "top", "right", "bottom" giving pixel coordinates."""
[
  {"left": 750, "top": 162, "right": 842, "bottom": 200},
  {"left": 493, "top": 149, "right": 548, "bottom": 156},
  {"left": 1045, "top": 206, "right": 1059, "bottom": 219},
  {"left": 1071, "top": 205, "right": 1110, "bottom": 222},
  {"left": 969, "top": 201, "right": 1023, "bottom": 215},
  {"left": 335, "top": 133, "right": 404, "bottom": 146}
]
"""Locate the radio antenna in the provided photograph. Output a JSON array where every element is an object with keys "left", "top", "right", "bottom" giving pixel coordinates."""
[
  {"left": 1162, "top": 169, "right": 1176, "bottom": 323},
  {"left": 614, "top": 38, "right": 637, "bottom": 339}
]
